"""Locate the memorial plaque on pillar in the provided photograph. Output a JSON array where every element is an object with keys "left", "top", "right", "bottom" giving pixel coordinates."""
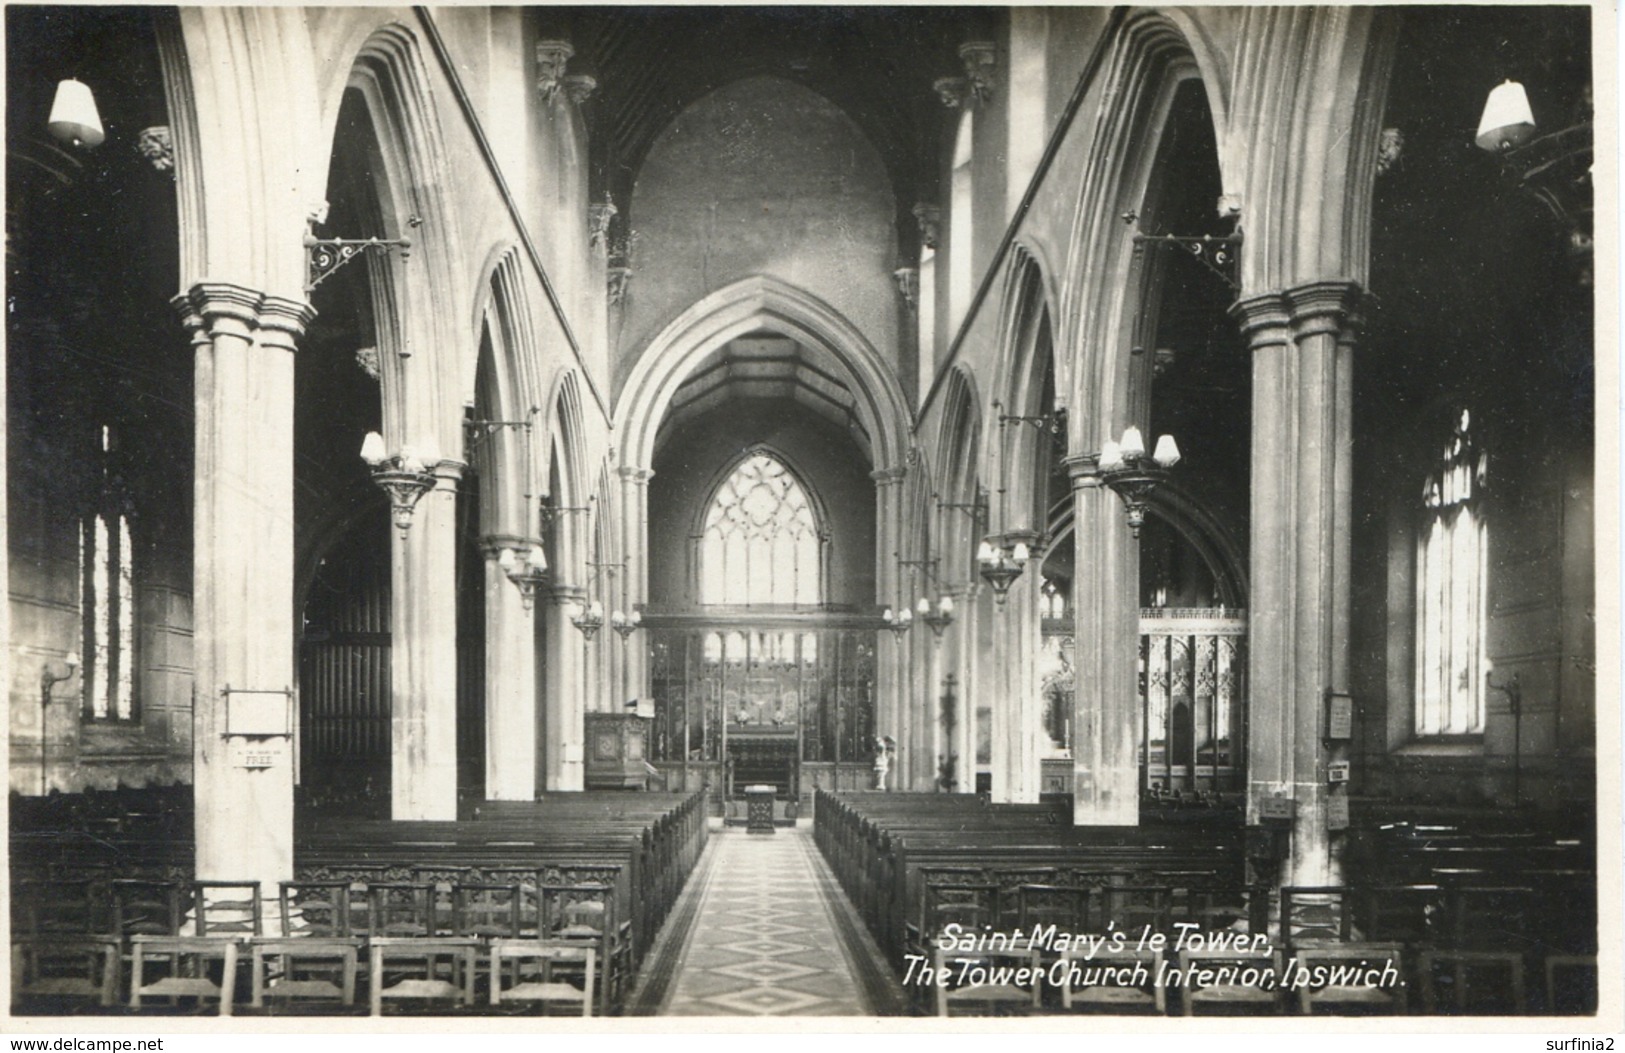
[
  {"left": 1326, "top": 792, "right": 1350, "bottom": 831},
  {"left": 229, "top": 739, "right": 289, "bottom": 769},
  {"left": 1258, "top": 795, "right": 1296, "bottom": 820},
  {"left": 1325, "top": 693, "right": 1353, "bottom": 740}
]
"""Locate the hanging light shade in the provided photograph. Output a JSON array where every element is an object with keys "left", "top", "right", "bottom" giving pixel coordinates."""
[
  {"left": 359, "top": 431, "right": 387, "bottom": 466},
  {"left": 47, "top": 79, "right": 104, "bottom": 148},
  {"left": 1153, "top": 434, "right": 1182, "bottom": 468},
  {"left": 1476, "top": 80, "right": 1537, "bottom": 152},
  {"left": 525, "top": 545, "right": 548, "bottom": 572}
]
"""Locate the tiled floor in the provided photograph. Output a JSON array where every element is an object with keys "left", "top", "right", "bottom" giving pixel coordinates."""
[{"left": 648, "top": 824, "right": 895, "bottom": 1016}]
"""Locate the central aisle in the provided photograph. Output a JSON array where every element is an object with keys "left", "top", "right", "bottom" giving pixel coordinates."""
[{"left": 629, "top": 823, "right": 904, "bottom": 1016}]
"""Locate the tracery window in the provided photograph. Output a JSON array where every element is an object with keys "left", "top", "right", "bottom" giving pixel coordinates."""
[
  {"left": 81, "top": 425, "right": 136, "bottom": 722},
  {"left": 1415, "top": 409, "right": 1489, "bottom": 736},
  {"left": 700, "top": 453, "right": 822, "bottom": 607}
]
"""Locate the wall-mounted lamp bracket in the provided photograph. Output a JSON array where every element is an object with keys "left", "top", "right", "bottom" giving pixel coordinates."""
[
  {"left": 463, "top": 419, "right": 531, "bottom": 454},
  {"left": 1122, "top": 212, "right": 1242, "bottom": 291},
  {"left": 304, "top": 217, "right": 419, "bottom": 292}
]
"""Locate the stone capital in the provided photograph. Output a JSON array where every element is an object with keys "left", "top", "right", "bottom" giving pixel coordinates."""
[
  {"left": 1286, "top": 280, "right": 1364, "bottom": 341},
  {"left": 257, "top": 295, "right": 319, "bottom": 351},
  {"left": 912, "top": 204, "right": 941, "bottom": 251},
  {"left": 171, "top": 282, "right": 316, "bottom": 352},
  {"left": 617, "top": 465, "right": 653, "bottom": 485},
  {"left": 1228, "top": 290, "right": 1293, "bottom": 351},
  {"left": 563, "top": 73, "right": 597, "bottom": 106},
  {"left": 479, "top": 533, "right": 535, "bottom": 560},
  {"left": 870, "top": 466, "right": 908, "bottom": 485},
  {"left": 432, "top": 459, "right": 467, "bottom": 488},
  {"left": 1063, "top": 453, "right": 1103, "bottom": 487},
  {"left": 547, "top": 584, "right": 588, "bottom": 606}
]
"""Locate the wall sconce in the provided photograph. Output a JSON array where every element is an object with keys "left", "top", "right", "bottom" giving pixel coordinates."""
[
  {"left": 573, "top": 560, "right": 628, "bottom": 640},
  {"left": 918, "top": 594, "right": 955, "bottom": 638},
  {"left": 497, "top": 543, "right": 549, "bottom": 611},
  {"left": 899, "top": 557, "right": 955, "bottom": 637},
  {"left": 976, "top": 538, "right": 1030, "bottom": 605},
  {"left": 1476, "top": 80, "right": 1538, "bottom": 152},
  {"left": 572, "top": 600, "right": 605, "bottom": 640},
  {"left": 360, "top": 430, "right": 439, "bottom": 538},
  {"left": 538, "top": 493, "right": 592, "bottom": 532},
  {"left": 48, "top": 79, "right": 103, "bottom": 148},
  {"left": 610, "top": 608, "right": 643, "bottom": 640},
  {"left": 40, "top": 653, "right": 80, "bottom": 795},
  {"left": 1475, "top": 78, "right": 1593, "bottom": 281},
  {"left": 1097, "top": 426, "right": 1180, "bottom": 537},
  {"left": 880, "top": 605, "right": 914, "bottom": 636}
]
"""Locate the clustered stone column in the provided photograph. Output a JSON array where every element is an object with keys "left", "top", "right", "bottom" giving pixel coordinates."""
[
  {"left": 481, "top": 534, "right": 540, "bottom": 801},
  {"left": 392, "top": 459, "right": 464, "bottom": 820},
  {"left": 1233, "top": 280, "right": 1362, "bottom": 886},
  {"left": 175, "top": 282, "right": 314, "bottom": 892},
  {"left": 871, "top": 467, "right": 907, "bottom": 785},
  {"left": 1065, "top": 456, "right": 1141, "bottom": 826}
]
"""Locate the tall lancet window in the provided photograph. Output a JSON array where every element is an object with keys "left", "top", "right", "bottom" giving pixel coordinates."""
[
  {"left": 700, "top": 453, "right": 822, "bottom": 607},
  {"left": 1415, "top": 409, "right": 1489, "bottom": 736},
  {"left": 81, "top": 425, "right": 137, "bottom": 722}
]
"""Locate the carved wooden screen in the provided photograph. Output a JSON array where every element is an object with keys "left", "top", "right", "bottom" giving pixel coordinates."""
[
  {"left": 647, "top": 627, "right": 875, "bottom": 768},
  {"left": 1139, "top": 608, "right": 1246, "bottom": 795}
]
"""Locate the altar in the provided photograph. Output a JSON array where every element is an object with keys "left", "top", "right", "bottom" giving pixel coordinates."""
[{"left": 725, "top": 724, "right": 798, "bottom": 799}]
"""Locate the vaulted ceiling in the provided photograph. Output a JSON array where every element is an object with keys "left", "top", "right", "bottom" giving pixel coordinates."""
[{"left": 555, "top": 6, "right": 995, "bottom": 255}]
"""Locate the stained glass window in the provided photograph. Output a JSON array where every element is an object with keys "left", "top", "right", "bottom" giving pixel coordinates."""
[
  {"left": 700, "top": 453, "right": 822, "bottom": 606},
  {"left": 81, "top": 425, "right": 136, "bottom": 721},
  {"left": 1415, "top": 409, "right": 1489, "bottom": 736}
]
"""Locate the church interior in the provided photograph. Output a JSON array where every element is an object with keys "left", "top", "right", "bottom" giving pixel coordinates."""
[{"left": 6, "top": 5, "right": 1603, "bottom": 1019}]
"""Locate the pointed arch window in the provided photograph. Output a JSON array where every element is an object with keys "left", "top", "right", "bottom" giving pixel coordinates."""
[
  {"left": 700, "top": 453, "right": 823, "bottom": 607},
  {"left": 1415, "top": 409, "right": 1489, "bottom": 737},
  {"left": 81, "top": 425, "right": 137, "bottom": 722}
]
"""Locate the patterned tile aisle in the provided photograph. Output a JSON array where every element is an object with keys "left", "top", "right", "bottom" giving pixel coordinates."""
[{"left": 650, "top": 825, "right": 899, "bottom": 1016}]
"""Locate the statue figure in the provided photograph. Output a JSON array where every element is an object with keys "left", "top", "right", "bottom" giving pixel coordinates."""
[{"left": 873, "top": 736, "right": 895, "bottom": 791}]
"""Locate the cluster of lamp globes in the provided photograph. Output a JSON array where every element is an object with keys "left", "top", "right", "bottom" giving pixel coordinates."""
[
  {"left": 881, "top": 595, "right": 956, "bottom": 638},
  {"left": 571, "top": 601, "right": 643, "bottom": 641},
  {"left": 1097, "top": 426, "right": 1181, "bottom": 538},
  {"left": 360, "top": 430, "right": 443, "bottom": 538}
]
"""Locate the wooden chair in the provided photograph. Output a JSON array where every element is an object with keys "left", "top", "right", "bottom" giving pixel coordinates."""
[
  {"left": 1098, "top": 885, "right": 1173, "bottom": 935},
  {"left": 12, "top": 878, "right": 108, "bottom": 939},
  {"left": 129, "top": 936, "right": 238, "bottom": 1015},
  {"left": 367, "top": 937, "right": 478, "bottom": 1015},
  {"left": 1419, "top": 949, "right": 1526, "bottom": 1014},
  {"left": 537, "top": 884, "right": 621, "bottom": 1014},
  {"left": 488, "top": 940, "right": 594, "bottom": 1016},
  {"left": 1292, "top": 943, "right": 1407, "bottom": 1015},
  {"left": 1057, "top": 946, "right": 1165, "bottom": 1014},
  {"left": 933, "top": 945, "right": 1043, "bottom": 1017},
  {"left": 453, "top": 883, "right": 523, "bottom": 939},
  {"left": 1178, "top": 947, "right": 1283, "bottom": 1016},
  {"left": 278, "top": 880, "right": 353, "bottom": 938},
  {"left": 1280, "top": 886, "right": 1352, "bottom": 950},
  {"left": 112, "top": 880, "right": 185, "bottom": 939},
  {"left": 12, "top": 936, "right": 120, "bottom": 1009},
  {"left": 246, "top": 937, "right": 361, "bottom": 1011},
  {"left": 365, "top": 883, "right": 439, "bottom": 938},
  {"left": 1015, "top": 884, "right": 1090, "bottom": 933},
  {"left": 924, "top": 881, "right": 1001, "bottom": 938},
  {"left": 193, "top": 881, "right": 262, "bottom": 937}
]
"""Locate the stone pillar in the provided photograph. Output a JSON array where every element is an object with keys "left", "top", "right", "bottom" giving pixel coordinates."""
[
  {"left": 617, "top": 466, "right": 653, "bottom": 705},
  {"left": 871, "top": 468, "right": 907, "bottom": 780},
  {"left": 481, "top": 535, "right": 539, "bottom": 800},
  {"left": 176, "top": 283, "right": 313, "bottom": 892},
  {"left": 544, "top": 585, "right": 587, "bottom": 790},
  {"left": 1233, "top": 282, "right": 1361, "bottom": 886},
  {"left": 1067, "top": 457, "right": 1140, "bottom": 825},
  {"left": 992, "top": 568, "right": 1043, "bottom": 803},
  {"left": 391, "top": 460, "right": 462, "bottom": 820}
]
